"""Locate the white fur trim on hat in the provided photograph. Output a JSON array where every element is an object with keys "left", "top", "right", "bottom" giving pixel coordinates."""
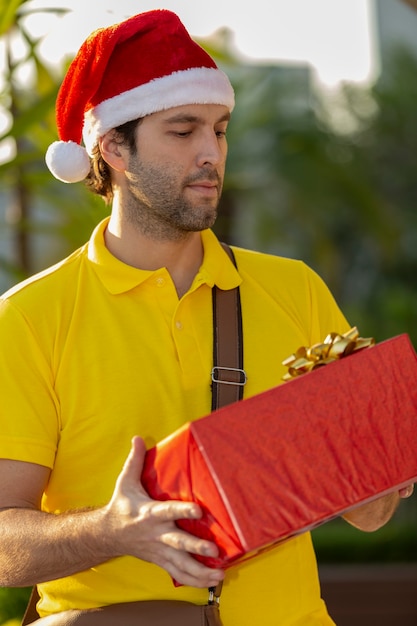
[
  {"left": 45, "top": 140, "right": 91, "bottom": 183},
  {"left": 83, "top": 67, "right": 235, "bottom": 155}
]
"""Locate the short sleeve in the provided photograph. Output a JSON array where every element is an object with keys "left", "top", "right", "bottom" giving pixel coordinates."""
[{"left": 0, "top": 298, "right": 59, "bottom": 467}]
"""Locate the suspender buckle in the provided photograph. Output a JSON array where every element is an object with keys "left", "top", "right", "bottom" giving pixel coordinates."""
[{"left": 211, "top": 366, "right": 247, "bottom": 386}]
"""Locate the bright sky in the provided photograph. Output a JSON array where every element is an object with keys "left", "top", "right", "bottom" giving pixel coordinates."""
[{"left": 25, "top": 0, "right": 377, "bottom": 86}]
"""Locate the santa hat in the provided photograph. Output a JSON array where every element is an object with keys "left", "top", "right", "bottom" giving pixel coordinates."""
[{"left": 45, "top": 9, "right": 235, "bottom": 183}]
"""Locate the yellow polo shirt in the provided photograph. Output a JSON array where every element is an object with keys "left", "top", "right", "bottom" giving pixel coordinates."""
[{"left": 0, "top": 218, "right": 348, "bottom": 625}]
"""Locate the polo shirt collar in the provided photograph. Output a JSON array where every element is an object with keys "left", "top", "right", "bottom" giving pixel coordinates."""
[
  {"left": 197, "top": 228, "right": 241, "bottom": 291},
  {"left": 87, "top": 218, "right": 241, "bottom": 295}
]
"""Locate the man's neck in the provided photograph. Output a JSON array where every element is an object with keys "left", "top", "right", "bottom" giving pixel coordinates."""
[{"left": 104, "top": 213, "right": 204, "bottom": 298}]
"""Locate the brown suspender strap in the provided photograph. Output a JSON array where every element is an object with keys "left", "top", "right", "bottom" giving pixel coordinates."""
[
  {"left": 21, "top": 589, "right": 39, "bottom": 626},
  {"left": 211, "top": 243, "right": 246, "bottom": 411},
  {"left": 208, "top": 242, "right": 245, "bottom": 613}
]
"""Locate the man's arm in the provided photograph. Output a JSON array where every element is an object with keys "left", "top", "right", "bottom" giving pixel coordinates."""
[
  {"left": 0, "top": 437, "right": 224, "bottom": 589},
  {"left": 342, "top": 485, "right": 414, "bottom": 532}
]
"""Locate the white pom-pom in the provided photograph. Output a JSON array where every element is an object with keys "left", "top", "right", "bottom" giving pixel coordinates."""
[{"left": 45, "top": 140, "right": 91, "bottom": 183}]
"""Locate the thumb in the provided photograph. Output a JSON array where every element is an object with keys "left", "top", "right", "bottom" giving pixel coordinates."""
[{"left": 119, "top": 436, "right": 147, "bottom": 487}]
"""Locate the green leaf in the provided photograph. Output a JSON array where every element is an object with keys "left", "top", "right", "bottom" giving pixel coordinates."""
[
  {"left": 0, "top": 0, "right": 25, "bottom": 35},
  {"left": 0, "top": 2, "right": 69, "bottom": 37}
]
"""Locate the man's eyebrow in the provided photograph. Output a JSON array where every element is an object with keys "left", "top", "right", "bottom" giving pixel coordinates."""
[{"left": 163, "top": 112, "right": 231, "bottom": 124}]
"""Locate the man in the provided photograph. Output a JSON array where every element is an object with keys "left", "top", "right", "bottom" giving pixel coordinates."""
[{"left": 0, "top": 10, "right": 412, "bottom": 626}]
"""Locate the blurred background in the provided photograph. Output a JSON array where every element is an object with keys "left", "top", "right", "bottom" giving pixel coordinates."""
[{"left": 0, "top": 0, "right": 416, "bottom": 624}]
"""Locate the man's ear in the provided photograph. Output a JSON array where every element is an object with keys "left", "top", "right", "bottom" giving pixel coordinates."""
[{"left": 99, "top": 131, "right": 127, "bottom": 172}]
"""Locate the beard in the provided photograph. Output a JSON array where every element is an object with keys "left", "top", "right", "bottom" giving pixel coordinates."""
[{"left": 124, "top": 153, "right": 223, "bottom": 241}]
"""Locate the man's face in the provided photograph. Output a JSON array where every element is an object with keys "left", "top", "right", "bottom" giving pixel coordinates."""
[{"left": 121, "top": 103, "right": 230, "bottom": 239}]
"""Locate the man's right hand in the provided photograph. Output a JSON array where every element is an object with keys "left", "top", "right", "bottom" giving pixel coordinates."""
[{"left": 103, "top": 436, "right": 224, "bottom": 588}]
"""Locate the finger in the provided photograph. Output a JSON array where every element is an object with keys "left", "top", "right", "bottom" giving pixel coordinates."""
[
  {"left": 399, "top": 484, "right": 414, "bottom": 498},
  {"left": 159, "top": 529, "right": 219, "bottom": 558},
  {"left": 115, "top": 437, "right": 149, "bottom": 497},
  {"left": 116, "top": 437, "right": 147, "bottom": 491},
  {"left": 167, "top": 564, "right": 224, "bottom": 589},
  {"left": 159, "top": 550, "right": 224, "bottom": 589},
  {"left": 151, "top": 499, "right": 203, "bottom": 521}
]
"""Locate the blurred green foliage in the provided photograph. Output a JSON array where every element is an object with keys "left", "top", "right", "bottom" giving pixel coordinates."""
[
  {"left": 0, "top": 0, "right": 104, "bottom": 287},
  {"left": 0, "top": 587, "right": 30, "bottom": 625},
  {"left": 313, "top": 517, "right": 417, "bottom": 564},
  {"left": 221, "top": 46, "right": 417, "bottom": 347}
]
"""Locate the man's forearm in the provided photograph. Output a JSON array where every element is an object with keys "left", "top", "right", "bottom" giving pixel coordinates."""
[{"left": 0, "top": 507, "right": 113, "bottom": 587}]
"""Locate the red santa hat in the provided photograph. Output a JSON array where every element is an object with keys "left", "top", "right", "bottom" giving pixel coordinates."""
[{"left": 45, "top": 9, "right": 235, "bottom": 183}]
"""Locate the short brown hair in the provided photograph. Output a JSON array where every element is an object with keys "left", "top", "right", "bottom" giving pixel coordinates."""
[{"left": 84, "top": 118, "right": 142, "bottom": 204}]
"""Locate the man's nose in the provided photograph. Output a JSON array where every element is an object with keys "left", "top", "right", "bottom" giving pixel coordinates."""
[{"left": 196, "top": 132, "right": 226, "bottom": 168}]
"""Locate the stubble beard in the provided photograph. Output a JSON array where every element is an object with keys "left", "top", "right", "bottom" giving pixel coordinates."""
[{"left": 124, "top": 156, "right": 222, "bottom": 242}]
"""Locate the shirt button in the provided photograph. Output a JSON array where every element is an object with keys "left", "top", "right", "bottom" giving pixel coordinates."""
[
  {"left": 175, "top": 321, "right": 183, "bottom": 330},
  {"left": 155, "top": 277, "right": 165, "bottom": 287}
]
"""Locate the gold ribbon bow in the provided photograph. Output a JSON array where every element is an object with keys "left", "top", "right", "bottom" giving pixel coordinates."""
[{"left": 282, "top": 327, "right": 375, "bottom": 381}]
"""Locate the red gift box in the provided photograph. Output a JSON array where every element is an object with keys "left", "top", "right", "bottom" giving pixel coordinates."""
[{"left": 141, "top": 334, "right": 417, "bottom": 569}]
